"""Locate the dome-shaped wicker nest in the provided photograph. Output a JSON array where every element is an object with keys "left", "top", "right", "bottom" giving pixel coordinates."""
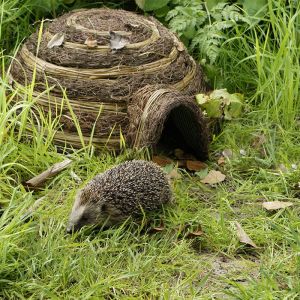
[{"left": 10, "top": 8, "right": 209, "bottom": 159}]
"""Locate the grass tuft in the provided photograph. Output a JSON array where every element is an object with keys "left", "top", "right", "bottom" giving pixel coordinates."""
[{"left": 0, "top": 0, "right": 300, "bottom": 298}]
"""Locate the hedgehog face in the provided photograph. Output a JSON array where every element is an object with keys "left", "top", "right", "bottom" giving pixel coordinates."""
[{"left": 66, "top": 190, "right": 107, "bottom": 233}]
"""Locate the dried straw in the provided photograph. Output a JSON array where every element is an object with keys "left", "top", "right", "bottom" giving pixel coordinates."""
[{"left": 10, "top": 8, "right": 209, "bottom": 152}]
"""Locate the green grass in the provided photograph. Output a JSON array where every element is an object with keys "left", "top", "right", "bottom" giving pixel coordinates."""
[{"left": 1, "top": 0, "right": 300, "bottom": 299}]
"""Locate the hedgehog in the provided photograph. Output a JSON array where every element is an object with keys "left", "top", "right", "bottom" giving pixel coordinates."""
[{"left": 66, "top": 160, "right": 172, "bottom": 233}]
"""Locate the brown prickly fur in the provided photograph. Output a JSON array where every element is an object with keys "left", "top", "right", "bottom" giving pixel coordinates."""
[
  {"left": 80, "top": 160, "right": 172, "bottom": 211},
  {"left": 67, "top": 160, "right": 172, "bottom": 231}
]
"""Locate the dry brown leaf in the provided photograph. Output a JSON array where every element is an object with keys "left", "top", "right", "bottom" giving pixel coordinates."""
[
  {"left": 186, "top": 160, "right": 208, "bottom": 172},
  {"left": 47, "top": 32, "right": 64, "bottom": 48},
  {"left": 252, "top": 133, "right": 266, "bottom": 149},
  {"left": 176, "top": 160, "right": 186, "bottom": 168},
  {"left": 152, "top": 227, "right": 164, "bottom": 232},
  {"left": 167, "top": 168, "right": 181, "bottom": 180},
  {"left": 200, "top": 170, "right": 226, "bottom": 185},
  {"left": 186, "top": 230, "right": 204, "bottom": 238},
  {"left": 150, "top": 219, "right": 165, "bottom": 233},
  {"left": 235, "top": 222, "right": 258, "bottom": 248},
  {"left": 109, "top": 31, "right": 129, "bottom": 50},
  {"left": 262, "top": 201, "right": 293, "bottom": 210},
  {"left": 217, "top": 156, "right": 226, "bottom": 165},
  {"left": 252, "top": 133, "right": 267, "bottom": 157},
  {"left": 152, "top": 155, "right": 173, "bottom": 167},
  {"left": 176, "top": 41, "right": 185, "bottom": 52},
  {"left": 84, "top": 37, "right": 97, "bottom": 48}
]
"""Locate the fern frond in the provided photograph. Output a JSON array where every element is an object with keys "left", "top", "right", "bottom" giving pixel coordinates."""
[{"left": 214, "top": 20, "right": 235, "bottom": 30}]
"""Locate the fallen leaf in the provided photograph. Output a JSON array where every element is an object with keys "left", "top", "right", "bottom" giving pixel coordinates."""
[
  {"left": 186, "top": 230, "right": 204, "bottom": 238},
  {"left": 186, "top": 160, "right": 207, "bottom": 172},
  {"left": 217, "top": 156, "right": 226, "bottom": 165},
  {"left": 167, "top": 168, "right": 181, "bottom": 180},
  {"left": 262, "top": 201, "right": 293, "bottom": 210},
  {"left": 84, "top": 37, "right": 97, "bottom": 48},
  {"left": 152, "top": 226, "right": 165, "bottom": 232},
  {"left": 190, "top": 230, "right": 203, "bottom": 236},
  {"left": 176, "top": 160, "right": 186, "bottom": 168},
  {"left": 200, "top": 170, "right": 226, "bottom": 185},
  {"left": 47, "top": 32, "right": 65, "bottom": 48},
  {"left": 195, "top": 168, "right": 208, "bottom": 180},
  {"left": 109, "top": 31, "right": 129, "bottom": 50},
  {"left": 235, "top": 222, "right": 258, "bottom": 248},
  {"left": 149, "top": 219, "right": 165, "bottom": 233},
  {"left": 152, "top": 155, "right": 173, "bottom": 167},
  {"left": 222, "top": 149, "right": 233, "bottom": 159},
  {"left": 176, "top": 41, "right": 185, "bottom": 52},
  {"left": 252, "top": 133, "right": 266, "bottom": 149}
]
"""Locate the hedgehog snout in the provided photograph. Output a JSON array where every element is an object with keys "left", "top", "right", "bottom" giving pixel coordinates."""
[{"left": 66, "top": 199, "right": 105, "bottom": 233}]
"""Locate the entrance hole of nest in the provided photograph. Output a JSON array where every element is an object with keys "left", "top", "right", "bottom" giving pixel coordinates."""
[{"left": 157, "top": 105, "right": 207, "bottom": 159}]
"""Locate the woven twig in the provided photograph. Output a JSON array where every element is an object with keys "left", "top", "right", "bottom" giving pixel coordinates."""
[{"left": 10, "top": 8, "right": 209, "bottom": 151}]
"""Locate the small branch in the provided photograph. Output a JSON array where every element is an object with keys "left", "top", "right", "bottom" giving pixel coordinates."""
[{"left": 24, "top": 159, "right": 72, "bottom": 189}]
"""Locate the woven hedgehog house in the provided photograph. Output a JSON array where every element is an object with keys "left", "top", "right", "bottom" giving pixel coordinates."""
[{"left": 10, "top": 8, "right": 209, "bottom": 159}]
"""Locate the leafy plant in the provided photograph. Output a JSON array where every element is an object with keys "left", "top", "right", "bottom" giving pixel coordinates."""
[
  {"left": 166, "top": 1, "right": 251, "bottom": 64},
  {"left": 196, "top": 89, "right": 244, "bottom": 120}
]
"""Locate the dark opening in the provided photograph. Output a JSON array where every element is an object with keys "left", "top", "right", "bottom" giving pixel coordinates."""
[{"left": 157, "top": 105, "right": 207, "bottom": 159}]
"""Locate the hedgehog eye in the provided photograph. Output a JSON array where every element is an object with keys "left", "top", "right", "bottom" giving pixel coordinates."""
[
  {"left": 101, "top": 203, "right": 107, "bottom": 212},
  {"left": 81, "top": 214, "right": 88, "bottom": 222}
]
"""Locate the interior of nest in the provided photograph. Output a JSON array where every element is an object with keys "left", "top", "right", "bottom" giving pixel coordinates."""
[{"left": 140, "top": 103, "right": 208, "bottom": 161}]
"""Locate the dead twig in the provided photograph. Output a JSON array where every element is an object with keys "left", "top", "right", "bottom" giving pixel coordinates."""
[{"left": 24, "top": 159, "right": 72, "bottom": 190}]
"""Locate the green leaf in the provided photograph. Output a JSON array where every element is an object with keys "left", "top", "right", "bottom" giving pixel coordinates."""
[
  {"left": 135, "top": 0, "right": 170, "bottom": 11},
  {"left": 210, "top": 88, "right": 231, "bottom": 100},
  {"left": 195, "top": 168, "right": 208, "bottom": 179},
  {"left": 196, "top": 93, "right": 209, "bottom": 105},
  {"left": 224, "top": 93, "right": 244, "bottom": 120},
  {"left": 201, "top": 99, "right": 223, "bottom": 118},
  {"left": 197, "top": 89, "right": 244, "bottom": 119}
]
